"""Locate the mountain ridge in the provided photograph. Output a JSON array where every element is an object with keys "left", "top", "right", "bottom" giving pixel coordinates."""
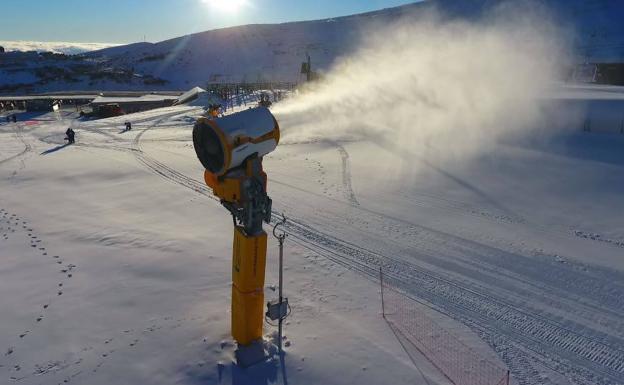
[{"left": 1, "top": 0, "right": 623, "bottom": 93}]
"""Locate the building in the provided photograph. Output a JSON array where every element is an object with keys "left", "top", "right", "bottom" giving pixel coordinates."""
[
  {"left": 0, "top": 95, "right": 97, "bottom": 112},
  {"left": 174, "top": 87, "right": 206, "bottom": 105},
  {"left": 90, "top": 94, "right": 178, "bottom": 115},
  {"left": 25, "top": 99, "right": 54, "bottom": 112}
]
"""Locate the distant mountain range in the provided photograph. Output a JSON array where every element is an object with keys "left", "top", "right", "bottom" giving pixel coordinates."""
[
  {"left": 1, "top": 0, "right": 623, "bottom": 93},
  {"left": 0, "top": 41, "right": 119, "bottom": 55}
]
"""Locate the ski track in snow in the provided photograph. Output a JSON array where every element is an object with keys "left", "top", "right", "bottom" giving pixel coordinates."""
[
  {"left": 0, "top": 127, "right": 30, "bottom": 166},
  {"left": 0, "top": 123, "right": 33, "bottom": 183},
  {"left": 333, "top": 142, "right": 360, "bottom": 206},
  {"left": 118, "top": 112, "right": 624, "bottom": 385},
  {"left": 2, "top": 108, "right": 624, "bottom": 385}
]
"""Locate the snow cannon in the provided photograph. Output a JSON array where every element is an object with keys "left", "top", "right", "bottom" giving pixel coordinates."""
[
  {"left": 193, "top": 107, "right": 279, "bottom": 352},
  {"left": 193, "top": 107, "right": 280, "bottom": 177}
]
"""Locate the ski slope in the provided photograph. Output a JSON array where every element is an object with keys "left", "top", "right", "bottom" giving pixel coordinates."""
[
  {"left": 1, "top": 85, "right": 623, "bottom": 385},
  {"left": 85, "top": 0, "right": 624, "bottom": 88},
  {"left": 2, "top": 1, "right": 623, "bottom": 93}
]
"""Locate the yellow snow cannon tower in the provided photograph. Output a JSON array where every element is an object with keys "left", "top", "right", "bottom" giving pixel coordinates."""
[{"left": 193, "top": 107, "right": 279, "bottom": 346}]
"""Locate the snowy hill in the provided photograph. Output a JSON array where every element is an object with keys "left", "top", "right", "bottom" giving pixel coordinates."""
[
  {"left": 2, "top": 0, "right": 623, "bottom": 93},
  {"left": 87, "top": 0, "right": 624, "bottom": 88}
]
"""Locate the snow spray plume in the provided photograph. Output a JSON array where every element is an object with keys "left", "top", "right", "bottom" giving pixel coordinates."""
[{"left": 273, "top": 3, "right": 570, "bottom": 171}]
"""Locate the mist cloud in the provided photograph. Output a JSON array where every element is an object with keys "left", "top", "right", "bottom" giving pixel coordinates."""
[{"left": 274, "top": 3, "right": 570, "bottom": 168}]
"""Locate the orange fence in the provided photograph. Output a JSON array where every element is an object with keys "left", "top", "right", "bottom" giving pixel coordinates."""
[{"left": 381, "top": 268, "right": 510, "bottom": 385}]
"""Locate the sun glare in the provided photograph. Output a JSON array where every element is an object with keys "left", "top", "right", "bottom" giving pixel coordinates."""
[{"left": 201, "top": 0, "right": 248, "bottom": 13}]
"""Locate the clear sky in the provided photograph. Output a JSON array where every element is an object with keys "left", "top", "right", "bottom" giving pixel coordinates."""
[{"left": 0, "top": 0, "right": 420, "bottom": 44}]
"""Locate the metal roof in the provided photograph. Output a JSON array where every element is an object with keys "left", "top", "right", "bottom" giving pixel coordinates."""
[
  {"left": 0, "top": 95, "right": 99, "bottom": 101},
  {"left": 90, "top": 94, "right": 178, "bottom": 105}
]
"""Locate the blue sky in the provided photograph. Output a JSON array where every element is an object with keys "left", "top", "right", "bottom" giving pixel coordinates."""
[{"left": 0, "top": 0, "right": 419, "bottom": 44}]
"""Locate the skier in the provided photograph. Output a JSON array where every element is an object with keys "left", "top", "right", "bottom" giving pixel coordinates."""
[
  {"left": 11, "top": 114, "right": 17, "bottom": 123},
  {"left": 125, "top": 121, "right": 132, "bottom": 131},
  {"left": 65, "top": 128, "right": 75, "bottom": 144}
]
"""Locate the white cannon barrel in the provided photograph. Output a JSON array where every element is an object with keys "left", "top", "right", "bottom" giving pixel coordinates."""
[{"left": 193, "top": 107, "right": 280, "bottom": 176}]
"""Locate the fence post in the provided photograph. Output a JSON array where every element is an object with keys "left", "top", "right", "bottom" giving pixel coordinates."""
[{"left": 379, "top": 266, "right": 385, "bottom": 318}]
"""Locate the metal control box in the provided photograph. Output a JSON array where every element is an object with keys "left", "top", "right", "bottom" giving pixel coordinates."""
[{"left": 266, "top": 299, "right": 289, "bottom": 321}]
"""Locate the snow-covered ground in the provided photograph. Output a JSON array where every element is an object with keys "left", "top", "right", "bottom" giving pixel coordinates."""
[
  {"left": 0, "top": 106, "right": 449, "bottom": 385},
  {"left": 1, "top": 81, "right": 623, "bottom": 385}
]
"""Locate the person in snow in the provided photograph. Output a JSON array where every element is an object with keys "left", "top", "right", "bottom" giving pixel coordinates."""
[
  {"left": 65, "top": 128, "right": 75, "bottom": 144},
  {"left": 125, "top": 121, "right": 132, "bottom": 131},
  {"left": 207, "top": 104, "right": 220, "bottom": 118},
  {"left": 11, "top": 115, "right": 17, "bottom": 123}
]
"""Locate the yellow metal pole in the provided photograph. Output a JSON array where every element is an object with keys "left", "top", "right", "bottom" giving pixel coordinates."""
[{"left": 231, "top": 226, "right": 268, "bottom": 345}]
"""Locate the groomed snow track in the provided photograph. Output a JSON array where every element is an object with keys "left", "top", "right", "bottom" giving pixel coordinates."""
[
  {"left": 0, "top": 125, "right": 31, "bottom": 166},
  {"left": 126, "top": 116, "right": 624, "bottom": 385}
]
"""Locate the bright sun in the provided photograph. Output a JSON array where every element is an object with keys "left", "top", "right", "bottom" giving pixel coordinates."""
[{"left": 201, "top": 0, "right": 248, "bottom": 13}]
